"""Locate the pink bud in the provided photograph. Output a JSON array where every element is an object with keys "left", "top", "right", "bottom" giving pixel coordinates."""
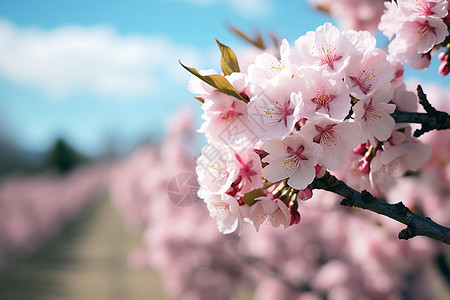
[
  {"left": 353, "top": 143, "right": 367, "bottom": 155},
  {"left": 290, "top": 211, "right": 301, "bottom": 226},
  {"left": 358, "top": 158, "right": 371, "bottom": 174},
  {"left": 393, "top": 66, "right": 404, "bottom": 79},
  {"left": 298, "top": 118, "right": 308, "bottom": 127},
  {"left": 289, "top": 214, "right": 295, "bottom": 226},
  {"left": 298, "top": 188, "right": 313, "bottom": 201},
  {"left": 315, "top": 165, "right": 326, "bottom": 178},
  {"left": 438, "top": 62, "right": 450, "bottom": 76},
  {"left": 289, "top": 201, "right": 299, "bottom": 212},
  {"left": 226, "top": 186, "right": 238, "bottom": 197},
  {"left": 438, "top": 52, "right": 447, "bottom": 61}
]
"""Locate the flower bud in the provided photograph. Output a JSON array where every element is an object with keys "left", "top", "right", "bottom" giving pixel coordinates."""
[
  {"left": 298, "top": 188, "right": 313, "bottom": 201},
  {"left": 438, "top": 62, "right": 450, "bottom": 76},
  {"left": 226, "top": 186, "right": 238, "bottom": 197},
  {"left": 353, "top": 143, "right": 367, "bottom": 155},
  {"left": 315, "top": 165, "right": 326, "bottom": 178},
  {"left": 358, "top": 157, "right": 371, "bottom": 174},
  {"left": 289, "top": 200, "right": 299, "bottom": 212},
  {"left": 289, "top": 211, "right": 301, "bottom": 226},
  {"left": 298, "top": 118, "right": 308, "bottom": 128}
]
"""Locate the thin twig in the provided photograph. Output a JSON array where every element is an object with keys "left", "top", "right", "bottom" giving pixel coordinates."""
[
  {"left": 311, "top": 172, "right": 450, "bottom": 245},
  {"left": 392, "top": 85, "right": 450, "bottom": 137}
]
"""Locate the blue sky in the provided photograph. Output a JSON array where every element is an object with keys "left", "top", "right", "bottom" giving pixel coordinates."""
[{"left": 0, "top": 0, "right": 447, "bottom": 156}]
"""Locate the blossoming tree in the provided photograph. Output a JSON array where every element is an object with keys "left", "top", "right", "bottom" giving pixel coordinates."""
[{"left": 181, "top": 0, "right": 450, "bottom": 243}]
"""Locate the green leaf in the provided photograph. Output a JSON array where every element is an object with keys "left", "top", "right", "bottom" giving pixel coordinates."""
[
  {"left": 179, "top": 60, "right": 247, "bottom": 102},
  {"left": 194, "top": 96, "right": 204, "bottom": 103},
  {"left": 215, "top": 38, "right": 240, "bottom": 75},
  {"left": 315, "top": 4, "right": 331, "bottom": 14},
  {"left": 270, "top": 31, "right": 279, "bottom": 50},
  {"left": 242, "top": 188, "right": 266, "bottom": 206},
  {"left": 228, "top": 25, "right": 265, "bottom": 49}
]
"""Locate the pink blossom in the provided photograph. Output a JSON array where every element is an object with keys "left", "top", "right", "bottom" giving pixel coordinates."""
[
  {"left": 312, "top": 260, "right": 349, "bottom": 292},
  {"left": 370, "top": 134, "right": 432, "bottom": 190},
  {"left": 380, "top": 0, "right": 449, "bottom": 69},
  {"left": 198, "top": 73, "right": 256, "bottom": 151},
  {"left": 298, "top": 69, "right": 351, "bottom": 120},
  {"left": 204, "top": 193, "right": 243, "bottom": 234},
  {"left": 234, "top": 148, "right": 264, "bottom": 194},
  {"left": 399, "top": 17, "right": 448, "bottom": 54},
  {"left": 387, "top": 56, "right": 406, "bottom": 89},
  {"left": 392, "top": 83, "right": 418, "bottom": 112},
  {"left": 379, "top": 1, "right": 406, "bottom": 40},
  {"left": 290, "top": 23, "right": 357, "bottom": 73},
  {"left": 398, "top": 0, "right": 449, "bottom": 18},
  {"left": 353, "top": 87, "right": 396, "bottom": 145},
  {"left": 406, "top": 52, "right": 432, "bottom": 70},
  {"left": 309, "top": 0, "right": 386, "bottom": 32},
  {"left": 248, "top": 39, "right": 293, "bottom": 91},
  {"left": 301, "top": 118, "right": 361, "bottom": 171},
  {"left": 342, "top": 29, "right": 377, "bottom": 53},
  {"left": 248, "top": 53, "right": 288, "bottom": 86},
  {"left": 262, "top": 133, "right": 321, "bottom": 189},
  {"left": 247, "top": 73, "right": 302, "bottom": 141},
  {"left": 188, "top": 69, "right": 218, "bottom": 95},
  {"left": 265, "top": 198, "right": 291, "bottom": 229},
  {"left": 237, "top": 45, "right": 279, "bottom": 74},
  {"left": 199, "top": 92, "right": 246, "bottom": 138},
  {"left": 345, "top": 49, "right": 394, "bottom": 99},
  {"left": 0, "top": 163, "right": 110, "bottom": 268},
  {"left": 249, "top": 197, "right": 291, "bottom": 231},
  {"left": 108, "top": 103, "right": 449, "bottom": 300},
  {"left": 195, "top": 144, "right": 239, "bottom": 196}
]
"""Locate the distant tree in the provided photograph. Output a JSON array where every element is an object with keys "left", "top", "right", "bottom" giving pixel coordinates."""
[{"left": 45, "top": 138, "right": 87, "bottom": 174}]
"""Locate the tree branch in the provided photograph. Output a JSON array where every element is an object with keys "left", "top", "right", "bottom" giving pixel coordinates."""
[
  {"left": 311, "top": 172, "right": 450, "bottom": 245},
  {"left": 391, "top": 85, "right": 450, "bottom": 137}
]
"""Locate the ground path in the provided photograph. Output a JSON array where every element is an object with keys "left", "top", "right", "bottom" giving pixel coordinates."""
[{"left": 0, "top": 197, "right": 172, "bottom": 300}]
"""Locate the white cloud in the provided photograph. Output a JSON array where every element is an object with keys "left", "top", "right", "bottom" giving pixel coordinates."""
[
  {"left": 166, "top": 0, "right": 220, "bottom": 4},
  {"left": 230, "top": 0, "right": 272, "bottom": 17},
  {"left": 0, "top": 20, "right": 206, "bottom": 99},
  {"left": 164, "top": 0, "right": 273, "bottom": 18}
]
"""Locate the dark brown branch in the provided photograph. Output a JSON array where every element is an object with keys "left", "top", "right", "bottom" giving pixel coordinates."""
[
  {"left": 391, "top": 85, "right": 450, "bottom": 137},
  {"left": 311, "top": 172, "right": 450, "bottom": 245}
]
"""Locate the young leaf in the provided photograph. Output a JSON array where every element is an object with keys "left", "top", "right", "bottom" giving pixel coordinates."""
[
  {"left": 179, "top": 60, "right": 247, "bottom": 102},
  {"left": 228, "top": 25, "right": 265, "bottom": 49},
  {"left": 242, "top": 188, "right": 266, "bottom": 206},
  {"left": 194, "top": 96, "right": 204, "bottom": 103},
  {"left": 270, "top": 31, "right": 280, "bottom": 50},
  {"left": 215, "top": 38, "right": 240, "bottom": 75}
]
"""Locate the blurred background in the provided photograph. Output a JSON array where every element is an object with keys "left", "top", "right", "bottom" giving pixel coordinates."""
[{"left": 0, "top": 0, "right": 449, "bottom": 299}]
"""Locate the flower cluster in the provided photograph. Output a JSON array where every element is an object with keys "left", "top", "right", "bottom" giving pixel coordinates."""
[
  {"left": 309, "top": 0, "right": 386, "bottom": 32},
  {"left": 379, "top": 0, "right": 449, "bottom": 69},
  {"left": 111, "top": 105, "right": 450, "bottom": 300},
  {"left": 187, "top": 22, "right": 438, "bottom": 234}
]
